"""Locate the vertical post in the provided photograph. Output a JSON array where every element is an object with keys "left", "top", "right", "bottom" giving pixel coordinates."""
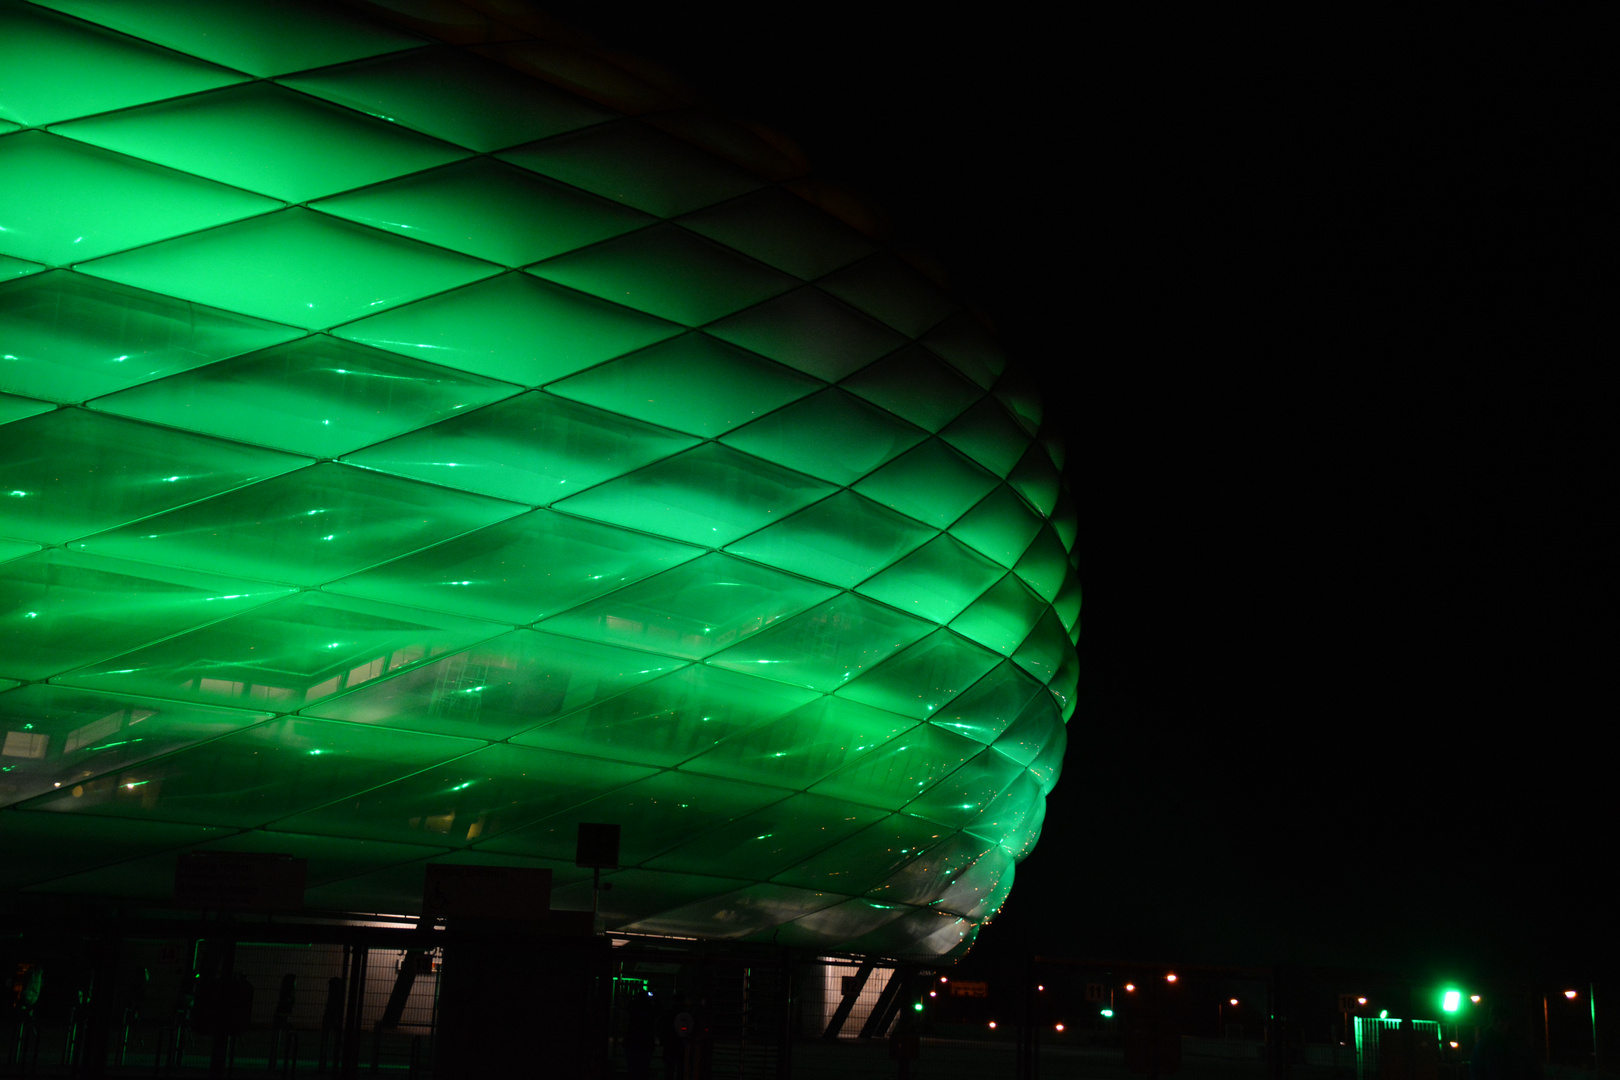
[
  {"left": 341, "top": 945, "right": 369, "bottom": 1079},
  {"left": 1590, "top": 981, "right": 1601, "bottom": 1072}
]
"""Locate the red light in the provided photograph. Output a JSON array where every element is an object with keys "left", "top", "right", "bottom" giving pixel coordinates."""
[
  {"left": 988, "top": 1021, "right": 998, "bottom": 1029},
  {"left": 1055, "top": 1023, "right": 1066, "bottom": 1032},
  {"left": 1166, "top": 973, "right": 1177, "bottom": 983}
]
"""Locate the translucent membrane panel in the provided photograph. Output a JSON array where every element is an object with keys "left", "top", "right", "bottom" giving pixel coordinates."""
[
  {"left": 867, "top": 830, "right": 998, "bottom": 906},
  {"left": 0, "top": 541, "right": 39, "bottom": 566},
  {"left": 75, "top": 462, "right": 524, "bottom": 586},
  {"left": 676, "top": 187, "right": 875, "bottom": 280},
  {"left": 0, "top": 410, "right": 306, "bottom": 545},
  {"left": 719, "top": 390, "right": 926, "bottom": 487},
  {"left": 989, "top": 367, "right": 1044, "bottom": 435},
  {"left": 0, "top": 812, "right": 229, "bottom": 891},
  {"left": 839, "top": 344, "right": 983, "bottom": 433},
  {"left": 818, "top": 253, "right": 954, "bottom": 339},
  {"left": 0, "top": 132, "right": 282, "bottom": 266},
  {"left": 929, "top": 660, "right": 1045, "bottom": 747},
  {"left": 1052, "top": 575, "right": 1082, "bottom": 636},
  {"left": 0, "top": 4, "right": 244, "bottom": 127},
  {"left": 537, "top": 553, "right": 836, "bottom": 661},
  {"left": 1008, "top": 442, "right": 1064, "bottom": 519},
  {"left": 19, "top": 716, "right": 483, "bottom": 829},
  {"left": 33, "top": 0, "right": 425, "bottom": 78},
  {"left": 341, "top": 393, "right": 696, "bottom": 505},
  {"left": 772, "top": 813, "right": 950, "bottom": 895},
  {"left": 0, "top": 684, "right": 270, "bottom": 808},
  {"left": 334, "top": 272, "right": 679, "bottom": 385},
  {"left": 809, "top": 721, "right": 984, "bottom": 811},
  {"left": 0, "top": 254, "right": 41, "bottom": 280},
  {"left": 774, "top": 897, "right": 908, "bottom": 951},
  {"left": 1049, "top": 649, "right": 1079, "bottom": 722},
  {"left": 1012, "top": 525, "right": 1071, "bottom": 604},
  {"left": 1027, "top": 718, "right": 1067, "bottom": 794},
  {"left": 78, "top": 208, "right": 500, "bottom": 331},
  {"left": 723, "top": 490, "right": 934, "bottom": 590},
  {"left": 554, "top": 444, "right": 834, "bottom": 548},
  {"left": 1011, "top": 609, "right": 1074, "bottom": 688},
  {"left": 989, "top": 689, "right": 1064, "bottom": 769},
  {"left": 498, "top": 120, "right": 759, "bottom": 218},
  {"left": 283, "top": 46, "right": 610, "bottom": 152},
  {"left": 564, "top": 870, "right": 757, "bottom": 930},
  {"left": 622, "top": 882, "right": 841, "bottom": 941},
  {"left": 935, "top": 846, "right": 1016, "bottom": 920},
  {"left": 0, "top": 550, "right": 292, "bottom": 682},
  {"left": 644, "top": 793, "right": 886, "bottom": 878},
  {"left": 966, "top": 772, "right": 1046, "bottom": 858},
  {"left": 529, "top": 224, "right": 797, "bottom": 327},
  {"left": 855, "top": 533, "right": 1005, "bottom": 625},
  {"left": 547, "top": 333, "right": 821, "bottom": 439},
  {"left": 852, "top": 440, "right": 999, "bottom": 530},
  {"left": 939, "top": 397, "right": 1032, "bottom": 479},
  {"left": 303, "top": 629, "right": 685, "bottom": 742},
  {"left": 329, "top": 510, "right": 699, "bottom": 625},
  {"left": 514, "top": 663, "right": 815, "bottom": 768},
  {"left": 706, "top": 593, "right": 934, "bottom": 694},
  {"left": 0, "top": 271, "right": 303, "bottom": 403},
  {"left": 843, "top": 907, "right": 976, "bottom": 962},
  {"left": 681, "top": 696, "right": 916, "bottom": 789},
  {"left": 899, "top": 749, "right": 1026, "bottom": 829},
  {"left": 706, "top": 287, "right": 907, "bottom": 383},
  {"left": 919, "top": 313, "right": 1007, "bottom": 390},
  {"left": 949, "top": 574, "right": 1047, "bottom": 657},
  {"left": 57, "top": 591, "right": 500, "bottom": 711},
  {"left": 947, "top": 484, "right": 1045, "bottom": 568},
  {"left": 836, "top": 629, "right": 1002, "bottom": 721},
  {"left": 310, "top": 157, "right": 652, "bottom": 268},
  {"left": 90, "top": 335, "right": 516, "bottom": 459},
  {"left": 271, "top": 743, "right": 657, "bottom": 848},
  {"left": 480, "top": 770, "right": 793, "bottom": 866},
  {"left": 52, "top": 83, "right": 467, "bottom": 204},
  {"left": 0, "top": 393, "right": 53, "bottom": 426}
]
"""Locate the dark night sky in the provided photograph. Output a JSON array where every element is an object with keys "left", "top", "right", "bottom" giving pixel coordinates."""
[{"left": 544, "top": 7, "right": 1606, "bottom": 984}]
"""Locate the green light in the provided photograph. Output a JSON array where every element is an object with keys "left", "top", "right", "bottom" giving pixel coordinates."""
[
  {"left": 913, "top": 1002, "right": 924, "bottom": 1012},
  {"left": 1442, "top": 990, "right": 1461, "bottom": 1013},
  {"left": 1100, "top": 1009, "right": 1114, "bottom": 1018},
  {"left": 0, "top": 0, "right": 1079, "bottom": 962}
]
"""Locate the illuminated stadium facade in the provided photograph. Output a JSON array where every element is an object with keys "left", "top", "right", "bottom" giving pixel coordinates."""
[{"left": 0, "top": 0, "right": 1078, "bottom": 963}]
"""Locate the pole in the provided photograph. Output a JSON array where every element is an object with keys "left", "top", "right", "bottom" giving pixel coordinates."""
[{"left": 1590, "top": 981, "right": 1600, "bottom": 1072}]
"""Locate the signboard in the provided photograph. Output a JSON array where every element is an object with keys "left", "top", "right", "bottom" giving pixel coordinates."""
[
  {"left": 174, "top": 851, "right": 306, "bottom": 911},
  {"left": 949, "top": 981, "right": 989, "bottom": 999}
]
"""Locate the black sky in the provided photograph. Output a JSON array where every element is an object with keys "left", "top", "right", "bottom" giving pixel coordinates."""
[{"left": 542, "top": 6, "right": 1607, "bottom": 984}]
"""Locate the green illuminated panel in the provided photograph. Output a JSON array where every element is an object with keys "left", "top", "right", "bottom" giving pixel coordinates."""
[
  {"left": 0, "top": 271, "right": 304, "bottom": 403},
  {"left": 271, "top": 743, "right": 657, "bottom": 848},
  {"left": 90, "top": 335, "right": 516, "bottom": 458},
  {"left": 498, "top": 120, "right": 759, "bottom": 217},
  {"left": 78, "top": 208, "right": 500, "bottom": 331},
  {"left": 283, "top": 47, "right": 610, "bottom": 152},
  {"left": 334, "top": 272, "right": 680, "bottom": 384},
  {"left": 0, "top": 4, "right": 244, "bottom": 127},
  {"left": 341, "top": 393, "right": 697, "bottom": 505},
  {"left": 512, "top": 663, "right": 816, "bottom": 767},
  {"left": 0, "top": 132, "right": 281, "bottom": 266},
  {"left": 52, "top": 83, "right": 467, "bottom": 203},
  {"left": 547, "top": 333, "right": 821, "bottom": 438},
  {"left": 75, "top": 463, "right": 525, "bottom": 585},
  {"left": 0, "top": 409, "right": 307, "bottom": 545},
  {"left": 538, "top": 553, "right": 836, "bottom": 660},
  {"left": 706, "top": 593, "right": 933, "bottom": 693},
  {"left": 723, "top": 490, "right": 933, "bottom": 588},
  {"left": 554, "top": 444, "right": 834, "bottom": 548},
  {"left": 303, "top": 629, "right": 685, "bottom": 742},
  {"left": 0, "top": 684, "right": 271, "bottom": 808},
  {"left": 310, "top": 157, "right": 652, "bottom": 267},
  {"left": 719, "top": 390, "right": 926, "bottom": 486},
  {"left": 707, "top": 287, "right": 907, "bottom": 382},
  {"left": 0, "top": 550, "right": 291, "bottom": 681},
  {"left": 2, "top": 0, "right": 1077, "bottom": 962},
  {"left": 32, "top": 0, "right": 423, "bottom": 78},
  {"left": 326, "top": 510, "right": 701, "bottom": 625},
  {"left": 56, "top": 591, "right": 501, "bottom": 710},
  {"left": 529, "top": 224, "right": 798, "bottom": 326},
  {"left": 18, "top": 715, "right": 483, "bottom": 828}
]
